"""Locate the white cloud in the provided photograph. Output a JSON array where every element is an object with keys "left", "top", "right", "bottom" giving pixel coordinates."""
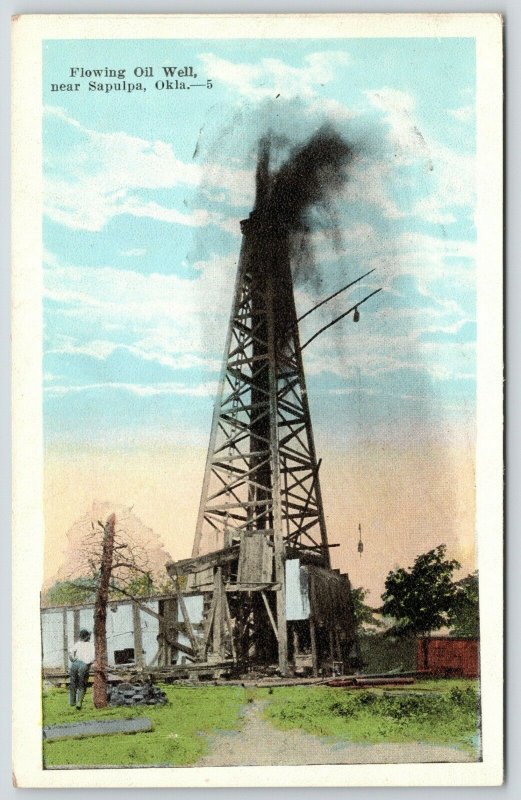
[
  {"left": 428, "top": 146, "right": 474, "bottom": 208},
  {"left": 366, "top": 88, "right": 432, "bottom": 166},
  {"left": 43, "top": 372, "right": 61, "bottom": 383},
  {"left": 50, "top": 339, "right": 118, "bottom": 360},
  {"left": 44, "top": 380, "right": 218, "bottom": 398},
  {"left": 118, "top": 198, "right": 216, "bottom": 228},
  {"left": 200, "top": 51, "right": 350, "bottom": 101},
  {"left": 44, "top": 106, "right": 252, "bottom": 231},
  {"left": 49, "top": 336, "right": 222, "bottom": 373},
  {"left": 306, "top": 97, "right": 356, "bottom": 123},
  {"left": 448, "top": 105, "right": 474, "bottom": 122},
  {"left": 343, "top": 156, "right": 406, "bottom": 219},
  {"left": 328, "top": 386, "right": 379, "bottom": 397},
  {"left": 412, "top": 196, "right": 456, "bottom": 225},
  {"left": 305, "top": 225, "right": 475, "bottom": 290},
  {"left": 43, "top": 237, "right": 475, "bottom": 410},
  {"left": 44, "top": 251, "right": 236, "bottom": 363},
  {"left": 365, "top": 88, "right": 475, "bottom": 225},
  {"left": 304, "top": 338, "right": 475, "bottom": 384},
  {"left": 42, "top": 70, "right": 477, "bottom": 407},
  {"left": 294, "top": 224, "right": 476, "bottom": 387},
  {"left": 292, "top": 226, "right": 475, "bottom": 387}
]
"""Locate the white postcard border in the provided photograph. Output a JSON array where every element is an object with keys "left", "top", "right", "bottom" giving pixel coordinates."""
[{"left": 11, "top": 12, "right": 503, "bottom": 788}]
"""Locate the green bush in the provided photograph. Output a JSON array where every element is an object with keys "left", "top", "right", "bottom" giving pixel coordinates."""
[{"left": 264, "top": 682, "right": 480, "bottom": 752}]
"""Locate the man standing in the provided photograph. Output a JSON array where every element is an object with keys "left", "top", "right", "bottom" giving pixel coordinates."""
[{"left": 69, "top": 628, "right": 95, "bottom": 709}]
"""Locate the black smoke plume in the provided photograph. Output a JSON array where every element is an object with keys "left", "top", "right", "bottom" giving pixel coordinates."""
[
  {"left": 254, "top": 125, "right": 353, "bottom": 230},
  {"left": 243, "top": 125, "right": 354, "bottom": 355}
]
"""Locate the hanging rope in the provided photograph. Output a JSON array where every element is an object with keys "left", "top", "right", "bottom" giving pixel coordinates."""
[{"left": 355, "top": 279, "right": 364, "bottom": 559}]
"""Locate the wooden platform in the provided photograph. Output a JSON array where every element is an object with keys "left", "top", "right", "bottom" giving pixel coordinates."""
[{"left": 43, "top": 717, "right": 153, "bottom": 741}]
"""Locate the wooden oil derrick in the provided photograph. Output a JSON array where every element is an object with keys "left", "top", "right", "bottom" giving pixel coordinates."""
[
  {"left": 183, "top": 211, "right": 334, "bottom": 676},
  {"left": 166, "top": 135, "right": 381, "bottom": 678}
]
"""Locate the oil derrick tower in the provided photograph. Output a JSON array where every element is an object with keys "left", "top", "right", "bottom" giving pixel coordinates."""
[{"left": 165, "top": 131, "right": 379, "bottom": 677}]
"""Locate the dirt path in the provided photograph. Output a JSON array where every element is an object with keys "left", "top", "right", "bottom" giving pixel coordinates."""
[{"left": 196, "top": 701, "right": 477, "bottom": 767}]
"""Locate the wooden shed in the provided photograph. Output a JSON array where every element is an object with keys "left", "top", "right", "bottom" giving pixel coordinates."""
[
  {"left": 416, "top": 636, "right": 479, "bottom": 678},
  {"left": 165, "top": 550, "right": 357, "bottom": 677}
]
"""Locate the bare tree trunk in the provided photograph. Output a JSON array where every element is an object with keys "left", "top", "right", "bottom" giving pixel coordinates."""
[{"left": 93, "top": 513, "right": 116, "bottom": 708}]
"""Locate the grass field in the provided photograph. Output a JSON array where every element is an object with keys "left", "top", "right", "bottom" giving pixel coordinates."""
[
  {"left": 43, "top": 685, "right": 245, "bottom": 767},
  {"left": 42, "top": 678, "right": 481, "bottom": 767},
  {"left": 262, "top": 680, "right": 481, "bottom": 753}
]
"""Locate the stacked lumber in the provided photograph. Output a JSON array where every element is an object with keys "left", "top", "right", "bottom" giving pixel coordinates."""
[{"left": 327, "top": 676, "right": 415, "bottom": 688}]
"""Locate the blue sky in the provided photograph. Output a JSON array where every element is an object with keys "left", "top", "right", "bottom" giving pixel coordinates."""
[{"left": 42, "top": 37, "right": 476, "bottom": 449}]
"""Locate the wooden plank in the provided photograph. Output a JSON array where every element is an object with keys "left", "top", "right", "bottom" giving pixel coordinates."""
[
  {"left": 160, "top": 597, "right": 177, "bottom": 666},
  {"left": 310, "top": 618, "right": 318, "bottom": 677},
  {"left": 266, "top": 270, "right": 288, "bottom": 675},
  {"left": 149, "top": 646, "right": 161, "bottom": 667},
  {"left": 176, "top": 589, "right": 200, "bottom": 656},
  {"left": 62, "top": 608, "right": 69, "bottom": 673},
  {"left": 132, "top": 602, "right": 144, "bottom": 668},
  {"left": 225, "top": 582, "right": 280, "bottom": 592},
  {"left": 167, "top": 545, "right": 239, "bottom": 577},
  {"left": 237, "top": 531, "right": 273, "bottom": 584},
  {"left": 201, "top": 593, "right": 217, "bottom": 654},
  {"left": 191, "top": 239, "right": 249, "bottom": 558},
  {"left": 223, "top": 593, "right": 237, "bottom": 662},
  {"left": 134, "top": 602, "right": 160, "bottom": 621},
  {"left": 260, "top": 591, "right": 279, "bottom": 641},
  {"left": 162, "top": 637, "right": 195, "bottom": 658},
  {"left": 194, "top": 567, "right": 214, "bottom": 587},
  {"left": 261, "top": 539, "right": 274, "bottom": 583},
  {"left": 44, "top": 718, "right": 153, "bottom": 741},
  {"left": 165, "top": 620, "right": 191, "bottom": 635},
  {"left": 73, "top": 609, "right": 80, "bottom": 642},
  {"left": 168, "top": 564, "right": 200, "bottom": 658},
  {"left": 213, "top": 568, "right": 223, "bottom": 659},
  {"left": 149, "top": 659, "right": 234, "bottom": 674},
  {"left": 211, "top": 449, "right": 268, "bottom": 464},
  {"left": 207, "top": 460, "right": 271, "bottom": 502},
  {"left": 237, "top": 534, "right": 257, "bottom": 584}
]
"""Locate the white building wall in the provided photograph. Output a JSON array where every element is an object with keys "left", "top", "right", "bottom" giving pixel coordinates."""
[
  {"left": 137, "top": 601, "right": 161, "bottom": 665},
  {"left": 174, "top": 594, "right": 204, "bottom": 663},
  {"left": 43, "top": 576, "right": 311, "bottom": 670},
  {"left": 41, "top": 599, "right": 161, "bottom": 669},
  {"left": 285, "top": 560, "right": 310, "bottom": 621},
  {"left": 106, "top": 603, "right": 133, "bottom": 663},
  {"left": 41, "top": 610, "right": 65, "bottom": 668}
]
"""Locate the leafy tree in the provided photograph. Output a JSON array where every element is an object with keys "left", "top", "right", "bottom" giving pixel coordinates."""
[
  {"left": 449, "top": 571, "right": 480, "bottom": 638},
  {"left": 48, "top": 506, "right": 168, "bottom": 708},
  {"left": 76, "top": 512, "right": 158, "bottom": 707},
  {"left": 351, "top": 587, "right": 383, "bottom": 631},
  {"left": 44, "top": 501, "right": 173, "bottom": 607},
  {"left": 44, "top": 571, "right": 163, "bottom": 606},
  {"left": 381, "top": 545, "right": 461, "bottom": 666},
  {"left": 109, "top": 571, "right": 155, "bottom": 600},
  {"left": 44, "top": 578, "right": 96, "bottom": 607},
  {"left": 50, "top": 501, "right": 172, "bottom": 592}
]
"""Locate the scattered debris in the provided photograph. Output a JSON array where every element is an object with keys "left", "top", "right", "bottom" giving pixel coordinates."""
[
  {"left": 107, "top": 680, "right": 168, "bottom": 706},
  {"left": 327, "top": 677, "right": 415, "bottom": 688}
]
